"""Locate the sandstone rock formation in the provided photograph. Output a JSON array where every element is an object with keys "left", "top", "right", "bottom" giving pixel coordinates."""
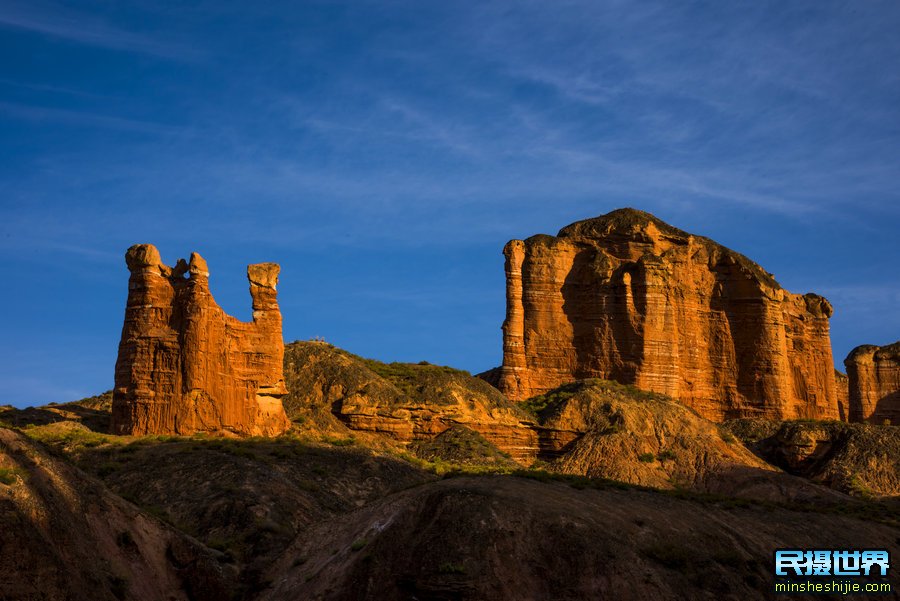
[
  {"left": 281, "top": 343, "right": 835, "bottom": 498},
  {"left": 492, "top": 208, "right": 839, "bottom": 422},
  {"left": 834, "top": 369, "right": 850, "bottom": 421},
  {"left": 110, "top": 244, "right": 290, "bottom": 436},
  {"left": 282, "top": 341, "right": 540, "bottom": 462},
  {"left": 726, "top": 418, "right": 900, "bottom": 497},
  {"left": 844, "top": 342, "right": 900, "bottom": 423}
]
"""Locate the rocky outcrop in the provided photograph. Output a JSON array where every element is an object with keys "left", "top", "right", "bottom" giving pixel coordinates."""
[
  {"left": 282, "top": 341, "right": 541, "bottom": 462},
  {"left": 524, "top": 380, "right": 841, "bottom": 502},
  {"left": 726, "top": 419, "right": 900, "bottom": 498},
  {"left": 493, "top": 208, "right": 839, "bottom": 422},
  {"left": 845, "top": 342, "right": 900, "bottom": 423},
  {"left": 110, "top": 244, "right": 290, "bottom": 437}
]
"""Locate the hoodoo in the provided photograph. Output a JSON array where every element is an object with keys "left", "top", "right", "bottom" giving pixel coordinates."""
[
  {"left": 110, "top": 244, "right": 291, "bottom": 436},
  {"left": 490, "top": 208, "right": 840, "bottom": 422},
  {"left": 845, "top": 342, "right": 900, "bottom": 423}
]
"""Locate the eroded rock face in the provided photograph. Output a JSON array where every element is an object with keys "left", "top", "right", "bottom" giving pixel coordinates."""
[
  {"left": 111, "top": 244, "right": 290, "bottom": 436},
  {"left": 282, "top": 341, "right": 542, "bottom": 463},
  {"left": 845, "top": 342, "right": 900, "bottom": 423},
  {"left": 834, "top": 369, "right": 850, "bottom": 421},
  {"left": 494, "top": 208, "right": 839, "bottom": 422}
]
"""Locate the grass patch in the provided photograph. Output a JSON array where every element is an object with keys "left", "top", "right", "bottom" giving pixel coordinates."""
[
  {"left": 519, "top": 382, "right": 583, "bottom": 417},
  {"left": 0, "top": 467, "right": 23, "bottom": 485},
  {"left": 324, "top": 436, "right": 356, "bottom": 447},
  {"left": 19, "top": 426, "right": 119, "bottom": 456},
  {"left": 437, "top": 562, "right": 466, "bottom": 575},
  {"left": 360, "top": 359, "right": 470, "bottom": 391},
  {"left": 849, "top": 475, "right": 875, "bottom": 500},
  {"left": 519, "top": 379, "right": 669, "bottom": 421},
  {"left": 333, "top": 347, "right": 471, "bottom": 398},
  {"left": 350, "top": 539, "right": 368, "bottom": 552}
]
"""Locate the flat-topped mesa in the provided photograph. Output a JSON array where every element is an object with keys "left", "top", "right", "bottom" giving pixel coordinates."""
[
  {"left": 845, "top": 342, "right": 900, "bottom": 423},
  {"left": 111, "top": 244, "right": 291, "bottom": 436},
  {"left": 494, "top": 208, "right": 840, "bottom": 422}
]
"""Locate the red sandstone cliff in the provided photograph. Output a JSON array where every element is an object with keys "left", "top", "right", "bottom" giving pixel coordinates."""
[
  {"left": 494, "top": 208, "right": 839, "bottom": 422},
  {"left": 110, "top": 244, "right": 291, "bottom": 436},
  {"left": 834, "top": 369, "right": 850, "bottom": 421},
  {"left": 845, "top": 342, "right": 900, "bottom": 423}
]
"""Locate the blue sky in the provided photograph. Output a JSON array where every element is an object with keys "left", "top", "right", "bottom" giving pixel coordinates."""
[{"left": 1, "top": 0, "right": 898, "bottom": 407}]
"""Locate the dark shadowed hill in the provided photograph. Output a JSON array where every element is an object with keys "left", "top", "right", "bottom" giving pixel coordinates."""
[
  {"left": 0, "top": 427, "right": 232, "bottom": 601},
  {"left": 261, "top": 475, "right": 900, "bottom": 601}
]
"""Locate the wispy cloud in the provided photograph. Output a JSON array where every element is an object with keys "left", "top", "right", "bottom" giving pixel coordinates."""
[
  {"left": 0, "top": 100, "right": 181, "bottom": 135},
  {"left": 0, "top": 0, "right": 200, "bottom": 59}
]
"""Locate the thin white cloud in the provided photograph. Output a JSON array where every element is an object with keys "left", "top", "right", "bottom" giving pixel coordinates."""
[
  {"left": 0, "top": 101, "right": 182, "bottom": 135},
  {"left": 0, "top": 0, "right": 200, "bottom": 60}
]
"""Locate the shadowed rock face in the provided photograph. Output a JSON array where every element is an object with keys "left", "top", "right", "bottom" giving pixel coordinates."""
[
  {"left": 845, "top": 342, "right": 900, "bottom": 423},
  {"left": 110, "top": 244, "right": 290, "bottom": 437},
  {"left": 834, "top": 369, "right": 850, "bottom": 421},
  {"left": 494, "top": 208, "right": 839, "bottom": 422}
]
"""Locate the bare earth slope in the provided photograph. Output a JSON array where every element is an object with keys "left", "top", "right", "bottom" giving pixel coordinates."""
[
  {"left": 263, "top": 476, "right": 900, "bottom": 601},
  {"left": 3, "top": 418, "right": 899, "bottom": 600},
  {"left": 58, "top": 434, "right": 434, "bottom": 597},
  {"left": 0, "top": 427, "right": 231, "bottom": 601},
  {"left": 532, "top": 380, "right": 846, "bottom": 503}
]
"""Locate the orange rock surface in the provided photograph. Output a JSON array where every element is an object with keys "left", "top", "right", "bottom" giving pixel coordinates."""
[
  {"left": 495, "top": 208, "right": 840, "bottom": 421},
  {"left": 834, "top": 369, "right": 850, "bottom": 421},
  {"left": 110, "top": 244, "right": 291, "bottom": 436},
  {"left": 844, "top": 342, "right": 900, "bottom": 423}
]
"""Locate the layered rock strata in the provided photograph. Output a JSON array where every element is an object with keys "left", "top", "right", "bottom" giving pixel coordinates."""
[
  {"left": 845, "top": 342, "right": 900, "bottom": 423},
  {"left": 111, "top": 244, "right": 290, "bottom": 436},
  {"left": 494, "top": 208, "right": 839, "bottom": 422},
  {"left": 834, "top": 369, "right": 850, "bottom": 421},
  {"left": 282, "top": 341, "right": 544, "bottom": 463}
]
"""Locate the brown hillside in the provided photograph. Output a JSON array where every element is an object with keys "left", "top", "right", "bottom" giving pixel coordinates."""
[
  {"left": 530, "top": 380, "right": 846, "bottom": 502},
  {"left": 0, "top": 427, "right": 232, "bottom": 601},
  {"left": 262, "top": 475, "right": 900, "bottom": 601}
]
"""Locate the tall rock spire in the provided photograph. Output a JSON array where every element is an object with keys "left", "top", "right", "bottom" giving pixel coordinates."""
[{"left": 111, "top": 244, "right": 291, "bottom": 436}]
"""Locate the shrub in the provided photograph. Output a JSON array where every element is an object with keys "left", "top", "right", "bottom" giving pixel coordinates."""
[
  {"left": 0, "top": 467, "right": 20, "bottom": 485},
  {"left": 656, "top": 450, "right": 677, "bottom": 462},
  {"left": 638, "top": 453, "right": 656, "bottom": 463}
]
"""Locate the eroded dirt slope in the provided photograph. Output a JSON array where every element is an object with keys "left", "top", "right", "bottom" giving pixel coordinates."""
[
  {"left": 263, "top": 475, "right": 900, "bottom": 601},
  {"left": 0, "top": 427, "right": 231, "bottom": 601}
]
